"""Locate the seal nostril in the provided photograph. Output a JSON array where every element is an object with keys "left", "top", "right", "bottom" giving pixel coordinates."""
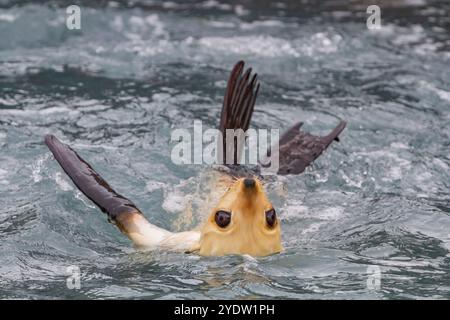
[{"left": 243, "top": 178, "right": 255, "bottom": 188}]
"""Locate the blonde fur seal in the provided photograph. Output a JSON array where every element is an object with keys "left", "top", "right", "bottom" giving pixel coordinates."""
[{"left": 44, "top": 61, "right": 345, "bottom": 257}]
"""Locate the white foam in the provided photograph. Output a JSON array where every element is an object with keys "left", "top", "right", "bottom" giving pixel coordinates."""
[
  {"left": 414, "top": 171, "right": 433, "bottom": 184},
  {"left": 240, "top": 20, "right": 285, "bottom": 30},
  {"left": 123, "top": 39, "right": 174, "bottom": 57},
  {"left": 31, "top": 154, "right": 50, "bottom": 183},
  {"left": 301, "top": 222, "right": 322, "bottom": 235},
  {"left": 234, "top": 4, "right": 249, "bottom": 16},
  {"left": 145, "top": 14, "right": 168, "bottom": 38},
  {"left": 414, "top": 42, "right": 439, "bottom": 54},
  {"left": 242, "top": 254, "right": 258, "bottom": 263},
  {"left": 74, "top": 190, "right": 96, "bottom": 209},
  {"left": 0, "top": 98, "right": 18, "bottom": 107},
  {"left": 0, "top": 168, "right": 8, "bottom": 185},
  {"left": 198, "top": 36, "right": 301, "bottom": 57},
  {"left": 280, "top": 199, "right": 308, "bottom": 220},
  {"left": 0, "top": 13, "right": 17, "bottom": 22},
  {"left": 70, "top": 143, "right": 118, "bottom": 151},
  {"left": 162, "top": 2, "right": 178, "bottom": 9},
  {"left": 362, "top": 257, "right": 434, "bottom": 268},
  {"left": 403, "top": 0, "right": 427, "bottom": 6},
  {"left": 391, "top": 25, "right": 424, "bottom": 46},
  {"left": 355, "top": 149, "right": 412, "bottom": 181},
  {"left": 198, "top": 32, "right": 342, "bottom": 58},
  {"left": 70, "top": 98, "right": 109, "bottom": 112},
  {"left": 390, "top": 142, "right": 409, "bottom": 149},
  {"left": 307, "top": 32, "right": 342, "bottom": 54},
  {"left": 377, "top": 24, "right": 440, "bottom": 55},
  {"left": 146, "top": 180, "right": 165, "bottom": 193},
  {"left": 40, "top": 106, "right": 77, "bottom": 115},
  {"left": 54, "top": 172, "right": 73, "bottom": 191},
  {"left": 0, "top": 106, "right": 79, "bottom": 117},
  {"left": 129, "top": 16, "right": 146, "bottom": 29},
  {"left": 317, "top": 207, "right": 345, "bottom": 220},
  {"left": 420, "top": 81, "right": 450, "bottom": 102},
  {"left": 75, "top": 99, "right": 100, "bottom": 107},
  {"left": 341, "top": 171, "right": 363, "bottom": 188},
  {"left": 126, "top": 14, "right": 168, "bottom": 39},
  {"left": 432, "top": 158, "right": 449, "bottom": 171},
  {"left": 162, "top": 189, "right": 192, "bottom": 213},
  {"left": 206, "top": 21, "right": 235, "bottom": 28},
  {"left": 172, "top": 276, "right": 203, "bottom": 286},
  {"left": 202, "top": 0, "right": 232, "bottom": 10},
  {"left": 152, "top": 93, "right": 172, "bottom": 102},
  {"left": 111, "top": 15, "right": 124, "bottom": 32}
]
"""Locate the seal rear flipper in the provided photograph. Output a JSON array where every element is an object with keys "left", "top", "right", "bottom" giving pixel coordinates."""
[
  {"left": 219, "top": 61, "right": 260, "bottom": 165},
  {"left": 44, "top": 135, "right": 170, "bottom": 247},
  {"left": 277, "top": 121, "right": 346, "bottom": 175}
]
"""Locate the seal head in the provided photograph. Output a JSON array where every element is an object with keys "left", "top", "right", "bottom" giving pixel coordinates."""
[{"left": 198, "top": 177, "right": 283, "bottom": 257}]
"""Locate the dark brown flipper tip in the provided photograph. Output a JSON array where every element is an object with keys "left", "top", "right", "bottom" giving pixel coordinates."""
[
  {"left": 277, "top": 121, "right": 347, "bottom": 175},
  {"left": 219, "top": 61, "right": 259, "bottom": 165},
  {"left": 44, "top": 135, "right": 142, "bottom": 222}
]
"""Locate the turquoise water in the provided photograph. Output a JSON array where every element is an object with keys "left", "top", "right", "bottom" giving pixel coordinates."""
[{"left": 0, "top": 0, "right": 449, "bottom": 299}]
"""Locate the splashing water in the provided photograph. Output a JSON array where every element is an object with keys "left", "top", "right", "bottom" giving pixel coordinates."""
[{"left": 0, "top": 0, "right": 449, "bottom": 299}]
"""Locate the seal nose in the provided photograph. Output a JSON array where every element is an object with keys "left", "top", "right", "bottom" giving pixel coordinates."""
[{"left": 243, "top": 178, "right": 255, "bottom": 188}]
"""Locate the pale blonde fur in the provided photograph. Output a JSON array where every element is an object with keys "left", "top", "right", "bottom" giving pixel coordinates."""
[{"left": 122, "top": 175, "right": 282, "bottom": 257}]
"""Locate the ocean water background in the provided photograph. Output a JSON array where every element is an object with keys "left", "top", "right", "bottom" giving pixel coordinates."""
[{"left": 0, "top": 0, "right": 449, "bottom": 299}]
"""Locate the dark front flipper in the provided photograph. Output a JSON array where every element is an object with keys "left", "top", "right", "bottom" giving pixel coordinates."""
[
  {"left": 277, "top": 121, "right": 346, "bottom": 175},
  {"left": 44, "top": 135, "right": 147, "bottom": 235},
  {"left": 219, "top": 61, "right": 260, "bottom": 165}
]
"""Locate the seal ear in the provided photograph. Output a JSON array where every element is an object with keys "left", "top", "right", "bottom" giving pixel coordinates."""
[
  {"left": 44, "top": 135, "right": 169, "bottom": 246},
  {"left": 219, "top": 61, "right": 260, "bottom": 165},
  {"left": 276, "top": 121, "right": 346, "bottom": 175}
]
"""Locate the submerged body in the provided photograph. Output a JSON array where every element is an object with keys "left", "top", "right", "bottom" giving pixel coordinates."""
[{"left": 44, "top": 61, "right": 345, "bottom": 257}]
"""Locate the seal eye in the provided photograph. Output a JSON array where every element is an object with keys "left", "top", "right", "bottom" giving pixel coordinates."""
[
  {"left": 215, "top": 210, "right": 231, "bottom": 228},
  {"left": 265, "top": 209, "right": 277, "bottom": 228}
]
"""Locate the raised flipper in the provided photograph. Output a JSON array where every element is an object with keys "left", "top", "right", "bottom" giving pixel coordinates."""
[
  {"left": 44, "top": 135, "right": 170, "bottom": 248},
  {"left": 218, "top": 61, "right": 346, "bottom": 175},
  {"left": 277, "top": 121, "right": 347, "bottom": 175},
  {"left": 219, "top": 60, "right": 260, "bottom": 165}
]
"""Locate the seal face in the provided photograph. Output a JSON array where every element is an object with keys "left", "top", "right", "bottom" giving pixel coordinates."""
[{"left": 198, "top": 177, "right": 283, "bottom": 257}]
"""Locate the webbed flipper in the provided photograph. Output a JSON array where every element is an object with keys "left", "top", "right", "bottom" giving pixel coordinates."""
[
  {"left": 277, "top": 121, "right": 346, "bottom": 175},
  {"left": 219, "top": 61, "right": 260, "bottom": 165},
  {"left": 44, "top": 135, "right": 169, "bottom": 247},
  {"left": 219, "top": 61, "right": 346, "bottom": 175}
]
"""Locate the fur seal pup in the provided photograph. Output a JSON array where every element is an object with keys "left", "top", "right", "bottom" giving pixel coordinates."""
[{"left": 45, "top": 61, "right": 346, "bottom": 256}]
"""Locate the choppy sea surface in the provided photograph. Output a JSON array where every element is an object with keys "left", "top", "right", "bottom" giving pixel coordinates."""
[{"left": 0, "top": 0, "right": 449, "bottom": 299}]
